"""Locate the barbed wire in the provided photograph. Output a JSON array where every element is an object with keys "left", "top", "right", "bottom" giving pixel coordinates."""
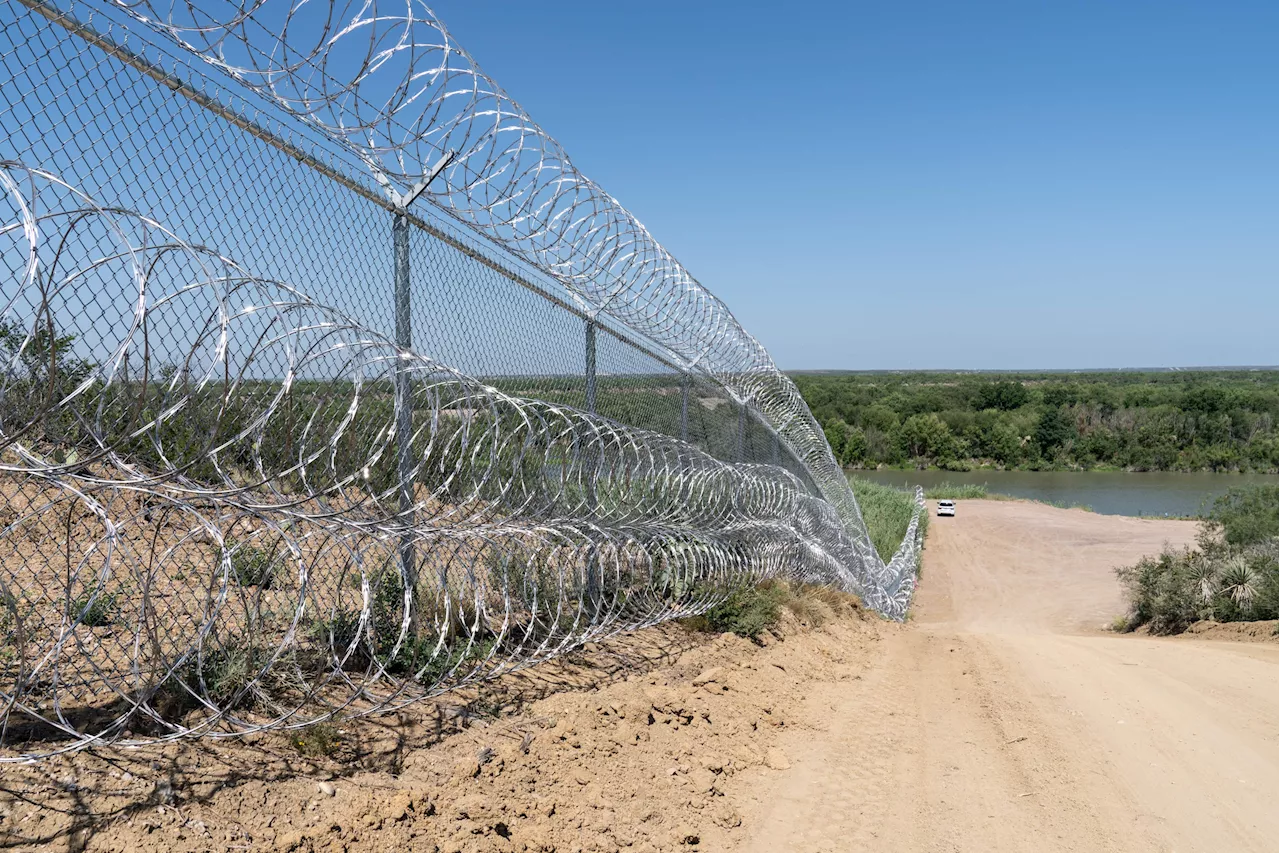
[
  {"left": 0, "top": 0, "right": 923, "bottom": 759},
  {"left": 103, "top": 0, "right": 894, "bottom": 584},
  {"left": 0, "top": 162, "right": 920, "bottom": 758}
]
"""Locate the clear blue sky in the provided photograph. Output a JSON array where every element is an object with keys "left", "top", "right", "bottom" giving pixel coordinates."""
[{"left": 432, "top": 1, "right": 1276, "bottom": 370}]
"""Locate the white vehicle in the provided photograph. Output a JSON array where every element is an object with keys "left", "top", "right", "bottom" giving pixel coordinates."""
[{"left": 937, "top": 500, "right": 956, "bottom": 517}]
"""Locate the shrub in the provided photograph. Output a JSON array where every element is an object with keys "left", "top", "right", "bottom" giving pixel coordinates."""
[
  {"left": 71, "top": 590, "right": 117, "bottom": 627},
  {"left": 223, "top": 539, "right": 280, "bottom": 588},
  {"left": 1115, "top": 548, "right": 1205, "bottom": 634},
  {"left": 148, "top": 644, "right": 268, "bottom": 720},
  {"left": 1202, "top": 484, "right": 1279, "bottom": 548},
  {"left": 307, "top": 557, "right": 495, "bottom": 680},
  {"left": 1116, "top": 541, "right": 1278, "bottom": 634},
  {"left": 924, "top": 483, "right": 988, "bottom": 500},
  {"left": 0, "top": 320, "right": 97, "bottom": 452},
  {"left": 1117, "top": 483, "right": 1278, "bottom": 633},
  {"left": 684, "top": 581, "right": 861, "bottom": 639},
  {"left": 692, "top": 581, "right": 789, "bottom": 641}
]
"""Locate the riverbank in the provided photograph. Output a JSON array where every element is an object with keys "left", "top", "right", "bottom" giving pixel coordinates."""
[
  {"left": 849, "top": 468, "right": 1276, "bottom": 517},
  {"left": 850, "top": 462, "right": 1279, "bottom": 474}
]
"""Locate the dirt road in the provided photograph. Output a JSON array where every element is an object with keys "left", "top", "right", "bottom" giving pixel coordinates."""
[{"left": 734, "top": 500, "right": 1278, "bottom": 853}]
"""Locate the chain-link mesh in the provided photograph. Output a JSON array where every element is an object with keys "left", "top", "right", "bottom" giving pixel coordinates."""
[{"left": 0, "top": 0, "right": 924, "bottom": 758}]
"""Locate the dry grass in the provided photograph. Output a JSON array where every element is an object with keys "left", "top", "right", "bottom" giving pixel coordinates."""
[{"left": 781, "top": 582, "right": 862, "bottom": 627}]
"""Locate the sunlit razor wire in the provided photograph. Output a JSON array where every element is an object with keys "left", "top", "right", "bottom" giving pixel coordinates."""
[
  {"left": 99, "top": 0, "right": 894, "bottom": 574},
  {"left": 0, "top": 0, "right": 924, "bottom": 757}
]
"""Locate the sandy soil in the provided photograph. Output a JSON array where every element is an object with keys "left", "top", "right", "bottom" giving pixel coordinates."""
[
  {"left": 2, "top": 499, "right": 1275, "bottom": 852},
  {"left": 0, "top": 591, "right": 885, "bottom": 853},
  {"left": 731, "top": 500, "right": 1277, "bottom": 853}
]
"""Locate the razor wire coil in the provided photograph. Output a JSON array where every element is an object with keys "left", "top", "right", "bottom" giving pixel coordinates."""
[{"left": 0, "top": 0, "right": 923, "bottom": 759}]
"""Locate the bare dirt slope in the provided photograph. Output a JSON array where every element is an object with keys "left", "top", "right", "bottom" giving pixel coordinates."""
[
  {"left": 732, "top": 500, "right": 1278, "bottom": 853},
  {"left": 0, "top": 595, "right": 886, "bottom": 853},
  {"left": 4, "top": 500, "right": 1274, "bottom": 853}
]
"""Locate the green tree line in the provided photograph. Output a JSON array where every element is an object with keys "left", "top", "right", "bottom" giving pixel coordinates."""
[{"left": 792, "top": 371, "right": 1278, "bottom": 473}]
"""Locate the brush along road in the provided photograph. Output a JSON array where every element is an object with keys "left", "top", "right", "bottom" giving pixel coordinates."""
[{"left": 735, "top": 499, "right": 1277, "bottom": 853}]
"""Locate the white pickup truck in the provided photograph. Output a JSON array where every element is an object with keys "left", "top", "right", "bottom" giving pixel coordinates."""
[{"left": 937, "top": 500, "right": 956, "bottom": 517}]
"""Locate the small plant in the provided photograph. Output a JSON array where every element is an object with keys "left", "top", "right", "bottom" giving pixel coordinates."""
[
  {"left": 71, "top": 590, "right": 117, "bottom": 627},
  {"left": 149, "top": 644, "right": 266, "bottom": 719},
  {"left": 306, "top": 558, "right": 495, "bottom": 681},
  {"left": 309, "top": 609, "right": 365, "bottom": 659},
  {"left": 0, "top": 590, "right": 19, "bottom": 666},
  {"left": 290, "top": 721, "right": 342, "bottom": 757},
  {"left": 223, "top": 539, "right": 278, "bottom": 588}
]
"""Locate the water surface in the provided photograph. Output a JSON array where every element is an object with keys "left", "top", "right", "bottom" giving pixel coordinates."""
[{"left": 850, "top": 469, "right": 1275, "bottom": 518}]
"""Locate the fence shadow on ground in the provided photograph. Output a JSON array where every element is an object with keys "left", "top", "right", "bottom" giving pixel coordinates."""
[{"left": 0, "top": 624, "right": 702, "bottom": 851}]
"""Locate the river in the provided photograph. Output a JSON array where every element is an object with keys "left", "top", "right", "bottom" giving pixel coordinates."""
[{"left": 849, "top": 469, "right": 1276, "bottom": 517}]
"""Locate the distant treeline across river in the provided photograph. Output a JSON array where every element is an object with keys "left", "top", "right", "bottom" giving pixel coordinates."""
[{"left": 793, "top": 369, "right": 1278, "bottom": 473}]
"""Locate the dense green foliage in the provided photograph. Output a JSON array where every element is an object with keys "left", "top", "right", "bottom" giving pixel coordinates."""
[
  {"left": 1116, "top": 484, "right": 1279, "bottom": 634},
  {"left": 1203, "top": 483, "right": 1280, "bottom": 547},
  {"left": 694, "top": 580, "right": 790, "bottom": 640},
  {"left": 921, "top": 483, "right": 990, "bottom": 500},
  {"left": 847, "top": 476, "right": 925, "bottom": 560},
  {"left": 795, "top": 370, "right": 1278, "bottom": 473}
]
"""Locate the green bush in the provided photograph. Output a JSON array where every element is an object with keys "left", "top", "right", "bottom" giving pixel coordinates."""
[
  {"left": 693, "top": 581, "right": 789, "bottom": 641},
  {"left": 307, "top": 557, "right": 495, "bottom": 680},
  {"left": 71, "top": 590, "right": 117, "bottom": 627},
  {"left": 923, "top": 482, "right": 988, "bottom": 500},
  {"left": 0, "top": 320, "right": 97, "bottom": 454},
  {"left": 149, "top": 644, "right": 268, "bottom": 719},
  {"left": 1202, "top": 484, "right": 1279, "bottom": 547},
  {"left": 224, "top": 539, "right": 279, "bottom": 588},
  {"left": 1116, "top": 484, "right": 1279, "bottom": 633},
  {"left": 1115, "top": 549, "right": 1205, "bottom": 633}
]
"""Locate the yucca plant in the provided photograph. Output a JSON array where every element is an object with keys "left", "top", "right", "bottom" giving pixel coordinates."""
[
  {"left": 1186, "top": 554, "right": 1218, "bottom": 613},
  {"left": 1217, "top": 556, "right": 1259, "bottom": 609}
]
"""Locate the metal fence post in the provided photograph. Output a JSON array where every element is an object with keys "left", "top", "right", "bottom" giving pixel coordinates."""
[
  {"left": 584, "top": 319, "right": 597, "bottom": 414},
  {"left": 736, "top": 400, "right": 747, "bottom": 462},
  {"left": 583, "top": 318, "right": 599, "bottom": 603},
  {"left": 583, "top": 318, "right": 599, "bottom": 512},
  {"left": 680, "top": 373, "right": 690, "bottom": 442},
  {"left": 393, "top": 209, "right": 417, "bottom": 629},
  {"left": 388, "top": 151, "right": 453, "bottom": 636}
]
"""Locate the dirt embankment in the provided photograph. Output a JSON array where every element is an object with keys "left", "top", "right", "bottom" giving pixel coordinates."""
[
  {"left": 2, "top": 499, "right": 1275, "bottom": 853},
  {"left": 0, "top": 597, "right": 883, "bottom": 853}
]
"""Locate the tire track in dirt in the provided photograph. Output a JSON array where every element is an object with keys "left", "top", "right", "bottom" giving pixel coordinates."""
[{"left": 730, "top": 500, "right": 1277, "bottom": 853}]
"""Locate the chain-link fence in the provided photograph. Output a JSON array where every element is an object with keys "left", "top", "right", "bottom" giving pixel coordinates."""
[{"left": 0, "top": 0, "right": 923, "bottom": 758}]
